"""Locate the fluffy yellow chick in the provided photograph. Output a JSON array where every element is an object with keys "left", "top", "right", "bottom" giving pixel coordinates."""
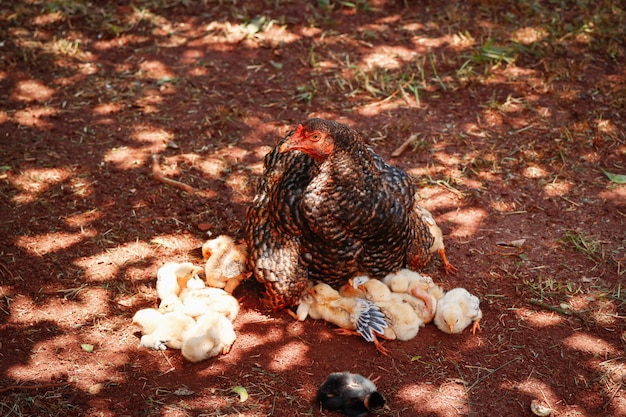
[
  {"left": 181, "top": 311, "right": 236, "bottom": 362},
  {"left": 132, "top": 308, "right": 195, "bottom": 350},
  {"left": 296, "top": 283, "right": 387, "bottom": 351},
  {"left": 417, "top": 206, "right": 458, "bottom": 274},
  {"left": 356, "top": 277, "right": 423, "bottom": 342},
  {"left": 434, "top": 287, "right": 482, "bottom": 334},
  {"left": 178, "top": 287, "right": 240, "bottom": 321},
  {"left": 156, "top": 262, "right": 203, "bottom": 301},
  {"left": 382, "top": 269, "right": 444, "bottom": 323},
  {"left": 201, "top": 235, "right": 250, "bottom": 293}
]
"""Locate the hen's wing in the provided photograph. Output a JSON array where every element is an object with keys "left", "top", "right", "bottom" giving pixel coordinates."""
[{"left": 246, "top": 136, "right": 316, "bottom": 310}]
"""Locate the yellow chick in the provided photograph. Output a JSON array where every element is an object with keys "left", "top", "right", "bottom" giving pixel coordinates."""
[
  {"left": 178, "top": 286, "right": 240, "bottom": 321},
  {"left": 434, "top": 287, "right": 482, "bottom": 334},
  {"left": 417, "top": 206, "right": 458, "bottom": 274},
  {"left": 132, "top": 308, "right": 195, "bottom": 350},
  {"left": 181, "top": 311, "right": 236, "bottom": 362},
  {"left": 296, "top": 283, "right": 387, "bottom": 350},
  {"left": 382, "top": 269, "right": 444, "bottom": 323},
  {"left": 201, "top": 235, "right": 250, "bottom": 293},
  {"left": 156, "top": 262, "right": 203, "bottom": 301},
  {"left": 356, "top": 277, "right": 423, "bottom": 342}
]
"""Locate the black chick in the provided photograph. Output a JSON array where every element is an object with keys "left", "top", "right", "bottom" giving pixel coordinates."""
[{"left": 317, "top": 372, "right": 386, "bottom": 417}]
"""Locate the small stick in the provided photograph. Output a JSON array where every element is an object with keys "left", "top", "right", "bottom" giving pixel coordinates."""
[
  {"left": 0, "top": 382, "right": 69, "bottom": 393},
  {"left": 529, "top": 298, "right": 587, "bottom": 321},
  {"left": 529, "top": 298, "right": 572, "bottom": 316},
  {"left": 0, "top": 262, "right": 14, "bottom": 279},
  {"left": 391, "top": 134, "right": 419, "bottom": 157},
  {"left": 151, "top": 154, "right": 195, "bottom": 195}
]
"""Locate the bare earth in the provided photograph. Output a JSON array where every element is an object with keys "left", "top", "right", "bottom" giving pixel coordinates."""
[{"left": 1, "top": 1, "right": 625, "bottom": 416}]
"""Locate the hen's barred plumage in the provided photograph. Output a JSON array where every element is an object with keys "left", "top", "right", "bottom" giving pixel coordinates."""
[{"left": 246, "top": 118, "right": 450, "bottom": 310}]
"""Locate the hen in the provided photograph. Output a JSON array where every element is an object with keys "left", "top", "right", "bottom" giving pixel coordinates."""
[{"left": 246, "top": 118, "right": 450, "bottom": 310}]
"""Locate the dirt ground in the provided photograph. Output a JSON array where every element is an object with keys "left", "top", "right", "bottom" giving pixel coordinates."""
[{"left": 1, "top": 1, "right": 625, "bottom": 416}]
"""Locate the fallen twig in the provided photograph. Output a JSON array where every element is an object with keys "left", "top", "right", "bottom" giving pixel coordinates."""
[
  {"left": 529, "top": 298, "right": 587, "bottom": 321},
  {"left": 151, "top": 154, "right": 195, "bottom": 195},
  {"left": 529, "top": 298, "right": 572, "bottom": 316},
  {"left": 0, "top": 382, "right": 69, "bottom": 393},
  {"left": 0, "top": 262, "right": 14, "bottom": 279},
  {"left": 391, "top": 133, "right": 419, "bottom": 157}
]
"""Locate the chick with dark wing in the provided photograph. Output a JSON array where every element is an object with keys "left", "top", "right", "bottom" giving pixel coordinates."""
[
  {"left": 352, "top": 297, "right": 388, "bottom": 343},
  {"left": 317, "top": 372, "right": 386, "bottom": 417}
]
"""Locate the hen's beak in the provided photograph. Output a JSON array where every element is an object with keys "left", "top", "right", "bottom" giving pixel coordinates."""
[{"left": 278, "top": 124, "right": 305, "bottom": 153}]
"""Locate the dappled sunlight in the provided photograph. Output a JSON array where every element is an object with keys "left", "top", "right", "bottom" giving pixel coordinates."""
[
  {"left": 103, "top": 146, "right": 152, "bottom": 170},
  {"left": 357, "top": 98, "right": 406, "bottom": 116},
  {"left": 563, "top": 333, "right": 622, "bottom": 357},
  {"left": 443, "top": 207, "right": 488, "bottom": 239},
  {"left": 598, "top": 185, "right": 626, "bottom": 206},
  {"left": 148, "top": 233, "right": 200, "bottom": 253},
  {"left": 138, "top": 60, "right": 175, "bottom": 80},
  {"left": 73, "top": 240, "right": 154, "bottom": 282},
  {"left": 103, "top": 126, "right": 174, "bottom": 169},
  {"left": 397, "top": 381, "right": 468, "bottom": 416},
  {"left": 11, "top": 79, "right": 56, "bottom": 102},
  {"left": 543, "top": 179, "right": 573, "bottom": 197},
  {"left": 522, "top": 165, "right": 548, "bottom": 179},
  {"left": 10, "top": 167, "right": 72, "bottom": 204},
  {"left": 267, "top": 341, "right": 311, "bottom": 372},
  {"left": 511, "top": 26, "right": 549, "bottom": 45},
  {"left": 15, "top": 228, "right": 97, "bottom": 257},
  {"left": 505, "top": 378, "right": 560, "bottom": 414},
  {"left": 432, "top": 152, "right": 462, "bottom": 168},
  {"left": 13, "top": 105, "right": 58, "bottom": 129},
  {"left": 362, "top": 45, "right": 415, "bottom": 69},
  {"left": 31, "top": 10, "right": 65, "bottom": 27},
  {"left": 515, "top": 307, "right": 565, "bottom": 328},
  {"left": 93, "top": 102, "right": 124, "bottom": 115}
]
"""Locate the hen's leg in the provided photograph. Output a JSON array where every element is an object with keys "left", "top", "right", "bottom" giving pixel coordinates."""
[{"left": 438, "top": 248, "right": 458, "bottom": 275}]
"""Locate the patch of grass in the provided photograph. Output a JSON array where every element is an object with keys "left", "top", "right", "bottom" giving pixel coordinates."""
[
  {"left": 560, "top": 232, "right": 604, "bottom": 262},
  {"left": 0, "top": 388, "right": 78, "bottom": 417},
  {"left": 523, "top": 275, "right": 583, "bottom": 301}
]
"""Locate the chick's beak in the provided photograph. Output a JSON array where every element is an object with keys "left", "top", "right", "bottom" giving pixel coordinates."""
[{"left": 448, "top": 322, "right": 455, "bottom": 333}]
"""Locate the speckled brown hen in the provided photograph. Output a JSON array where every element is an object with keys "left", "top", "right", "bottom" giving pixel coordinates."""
[{"left": 246, "top": 118, "right": 452, "bottom": 310}]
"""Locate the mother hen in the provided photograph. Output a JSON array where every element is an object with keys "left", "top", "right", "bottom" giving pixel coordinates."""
[{"left": 246, "top": 118, "right": 451, "bottom": 310}]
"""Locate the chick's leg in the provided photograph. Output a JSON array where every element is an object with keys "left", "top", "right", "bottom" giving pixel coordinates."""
[
  {"left": 471, "top": 319, "right": 481, "bottom": 335},
  {"left": 439, "top": 248, "right": 458, "bottom": 275},
  {"left": 334, "top": 329, "right": 389, "bottom": 356},
  {"left": 372, "top": 334, "right": 389, "bottom": 356},
  {"left": 410, "top": 287, "right": 434, "bottom": 321}
]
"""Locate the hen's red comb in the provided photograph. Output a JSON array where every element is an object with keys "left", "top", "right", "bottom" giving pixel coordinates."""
[{"left": 295, "top": 124, "right": 305, "bottom": 135}]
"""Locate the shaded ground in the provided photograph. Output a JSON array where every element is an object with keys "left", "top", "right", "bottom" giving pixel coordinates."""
[{"left": 1, "top": 1, "right": 625, "bottom": 416}]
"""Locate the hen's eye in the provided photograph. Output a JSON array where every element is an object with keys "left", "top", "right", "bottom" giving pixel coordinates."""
[{"left": 310, "top": 133, "right": 321, "bottom": 141}]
